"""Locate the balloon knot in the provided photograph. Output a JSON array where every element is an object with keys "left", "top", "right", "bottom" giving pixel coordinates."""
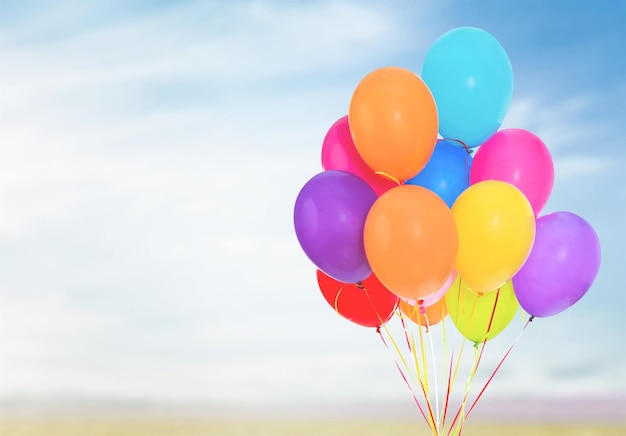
[
  {"left": 376, "top": 326, "right": 381, "bottom": 334},
  {"left": 355, "top": 282, "right": 364, "bottom": 290},
  {"left": 529, "top": 315, "right": 535, "bottom": 322}
]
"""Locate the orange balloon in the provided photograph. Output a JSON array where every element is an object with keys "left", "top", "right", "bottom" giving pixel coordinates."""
[
  {"left": 349, "top": 66, "right": 438, "bottom": 182},
  {"left": 364, "top": 185, "right": 458, "bottom": 300},
  {"left": 399, "top": 298, "right": 447, "bottom": 327}
]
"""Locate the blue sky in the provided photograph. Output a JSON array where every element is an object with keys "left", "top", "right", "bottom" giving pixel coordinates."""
[{"left": 1, "top": 0, "right": 625, "bottom": 416}]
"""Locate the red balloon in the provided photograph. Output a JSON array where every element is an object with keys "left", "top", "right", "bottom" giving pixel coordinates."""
[{"left": 317, "top": 270, "right": 398, "bottom": 328}]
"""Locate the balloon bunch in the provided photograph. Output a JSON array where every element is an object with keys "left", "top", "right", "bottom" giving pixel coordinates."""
[{"left": 293, "top": 27, "right": 601, "bottom": 435}]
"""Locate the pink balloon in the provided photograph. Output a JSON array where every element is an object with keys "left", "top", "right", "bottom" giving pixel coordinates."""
[
  {"left": 402, "top": 270, "right": 457, "bottom": 308},
  {"left": 470, "top": 129, "right": 554, "bottom": 216},
  {"left": 321, "top": 116, "right": 397, "bottom": 196}
]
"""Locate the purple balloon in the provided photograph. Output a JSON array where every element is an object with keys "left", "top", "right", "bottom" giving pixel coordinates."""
[
  {"left": 294, "top": 170, "right": 377, "bottom": 283},
  {"left": 512, "top": 211, "right": 601, "bottom": 317}
]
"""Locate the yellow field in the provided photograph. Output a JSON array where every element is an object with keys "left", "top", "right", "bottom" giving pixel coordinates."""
[{"left": 0, "top": 419, "right": 625, "bottom": 436}]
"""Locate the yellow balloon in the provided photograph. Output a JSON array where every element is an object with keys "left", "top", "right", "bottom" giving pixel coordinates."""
[
  {"left": 451, "top": 180, "right": 535, "bottom": 293},
  {"left": 445, "top": 278, "right": 519, "bottom": 343}
]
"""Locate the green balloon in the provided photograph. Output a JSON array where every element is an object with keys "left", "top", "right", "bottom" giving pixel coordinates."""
[{"left": 445, "top": 278, "right": 519, "bottom": 343}]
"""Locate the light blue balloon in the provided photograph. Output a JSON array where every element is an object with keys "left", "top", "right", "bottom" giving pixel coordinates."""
[
  {"left": 421, "top": 27, "right": 513, "bottom": 148},
  {"left": 405, "top": 139, "right": 472, "bottom": 208}
]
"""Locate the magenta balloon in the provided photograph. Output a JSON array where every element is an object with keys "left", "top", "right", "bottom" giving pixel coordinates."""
[
  {"left": 294, "top": 170, "right": 377, "bottom": 284},
  {"left": 321, "top": 115, "right": 396, "bottom": 196},
  {"left": 512, "top": 212, "right": 601, "bottom": 317},
  {"left": 470, "top": 129, "right": 554, "bottom": 215}
]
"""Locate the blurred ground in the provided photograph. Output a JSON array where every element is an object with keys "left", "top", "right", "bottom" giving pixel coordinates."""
[{"left": 0, "top": 419, "right": 625, "bottom": 436}]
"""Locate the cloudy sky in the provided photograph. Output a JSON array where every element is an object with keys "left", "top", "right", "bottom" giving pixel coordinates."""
[{"left": 1, "top": 0, "right": 625, "bottom": 417}]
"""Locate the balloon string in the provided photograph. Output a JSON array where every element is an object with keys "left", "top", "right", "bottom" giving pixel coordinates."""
[
  {"left": 441, "top": 349, "right": 455, "bottom": 430},
  {"left": 446, "top": 344, "right": 480, "bottom": 436},
  {"left": 333, "top": 286, "right": 344, "bottom": 317},
  {"left": 376, "top": 326, "right": 431, "bottom": 427},
  {"left": 465, "top": 316, "right": 534, "bottom": 419},
  {"left": 464, "top": 149, "right": 471, "bottom": 188},
  {"left": 401, "top": 308, "right": 435, "bottom": 430},
  {"left": 484, "top": 288, "right": 501, "bottom": 334},
  {"left": 455, "top": 281, "right": 480, "bottom": 352},
  {"left": 406, "top": 303, "right": 432, "bottom": 415},
  {"left": 412, "top": 310, "right": 438, "bottom": 433},
  {"left": 414, "top": 313, "right": 430, "bottom": 403},
  {"left": 444, "top": 138, "right": 473, "bottom": 155},
  {"left": 440, "top": 300, "right": 449, "bottom": 426},
  {"left": 459, "top": 289, "right": 501, "bottom": 432},
  {"left": 402, "top": 308, "right": 425, "bottom": 386},
  {"left": 446, "top": 288, "right": 501, "bottom": 435},
  {"left": 399, "top": 309, "right": 416, "bottom": 352},
  {"left": 396, "top": 309, "right": 438, "bottom": 433},
  {"left": 444, "top": 284, "right": 471, "bottom": 429},
  {"left": 455, "top": 279, "right": 465, "bottom": 319},
  {"left": 374, "top": 171, "right": 402, "bottom": 186},
  {"left": 438, "top": 299, "right": 449, "bottom": 428},
  {"left": 399, "top": 310, "right": 434, "bottom": 425},
  {"left": 447, "top": 333, "right": 467, "bottom": 415},
  {"left": 441, "top": 306, "right": 448, "bottom": 392},
  {"left": 360, "top": 283, "right": 391, "bottom": 329},
  {"left": 424, "top": 309, "right": 441, "bottom": 433},
  {"left": 445, "top": 137, "right": 473, "bottom": 189},
  {"left": 379, "top": 314, "right": 418, "bottom": 386},
  {"left": 404, "top": 304, "right": 429, "bottom": 392}
]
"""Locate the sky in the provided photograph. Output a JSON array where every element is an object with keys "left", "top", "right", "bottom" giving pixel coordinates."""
[{"left": 1, "top": 0, "right": 625, "bottom": 419}]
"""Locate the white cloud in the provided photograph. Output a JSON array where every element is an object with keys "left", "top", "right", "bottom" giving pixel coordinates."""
[
  {"left": 503, "top": 94, "right": 604, "bottom": 152},
  {"left": 500, "top": 90, "right": 620, "bottom": 187},
  {"left": 555, "top": 155, "right": 612, "bottom": 180},
  {"left": 1, "top": 1, "right": 400, "bottom": 110},
  {"left": 0, "top": 292, "right": 117, "bottom": 394}
]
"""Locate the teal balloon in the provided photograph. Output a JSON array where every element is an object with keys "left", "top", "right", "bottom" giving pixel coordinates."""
[
  {"left": 406, "top": 140, "right": 472, "bottom": 208},
  {"left": 421, "top": 27, "right": 513, "bottom": 148}
]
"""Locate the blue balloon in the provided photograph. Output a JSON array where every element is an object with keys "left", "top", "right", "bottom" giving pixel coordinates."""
[
  {"left": 421, "top": 27, "right": 513, "bottom": 148},
  {"left": 405, "top": 140, "right": 472, "bottom": 208}
]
